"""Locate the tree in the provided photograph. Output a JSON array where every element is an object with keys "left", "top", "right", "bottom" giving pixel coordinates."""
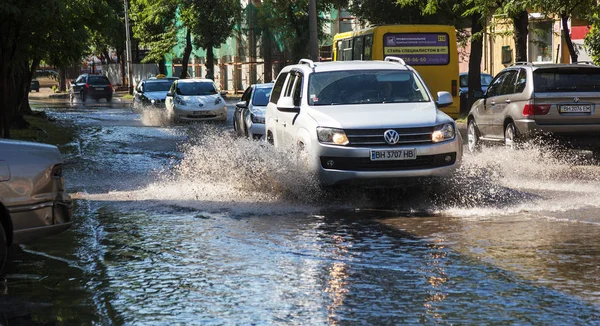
[
  {"left": 180, "top": 0, "right": 242, "bottom": 80},
  {"left": 533, "top": 0, "right": 599, "bottom": 63},
  {"left": 584, "top": 14, "right": 600, "bottom": 65},
  {"left": 130, "top": 0, "right": 178, "bottom": 75}
]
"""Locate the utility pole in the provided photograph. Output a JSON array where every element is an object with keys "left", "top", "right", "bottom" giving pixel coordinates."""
[
  {"left": 124, "top": 0, "right": 134, "bottom": 95},
  {"left": 309, "top": 0, "right": 319, "bottom": 61}
]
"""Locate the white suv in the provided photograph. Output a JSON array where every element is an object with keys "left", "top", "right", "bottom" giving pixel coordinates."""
[{"left": 265, "top": 57, "right": 463, "bottom": 187}]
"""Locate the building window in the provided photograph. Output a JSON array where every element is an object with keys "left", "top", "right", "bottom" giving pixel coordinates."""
[{"left": 529, "top": 20, "right": 553, "bottom": 63}]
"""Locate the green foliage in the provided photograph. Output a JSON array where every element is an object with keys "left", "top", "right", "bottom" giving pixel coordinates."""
[
  {"left": 130, "top": 0, "right": 178, "bottom": 64},
  {"left": 585, "top": 15, "right": 600, "bottom": 65}
]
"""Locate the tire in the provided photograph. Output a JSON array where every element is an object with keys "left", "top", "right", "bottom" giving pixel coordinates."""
[
  {"left": 467, "top": 118, "right": 481, "bottom": 153},
  {"left": 106, "top": 96, "right": 112, "bottom": 103},
  {"left": 80, "top": 91, "right": 87, "bottom": 102},
  {"left": 233, "top": 117, "right": 238, "bottom": 135},
  {"left": 267, "top": 131, "right": 274, "bottom": 145},
  {"left": 0, "top": 222, "right": 7, "bottom": 274},
  {"left": 504, "top": 121, "right": 519, "bottom": 149}
]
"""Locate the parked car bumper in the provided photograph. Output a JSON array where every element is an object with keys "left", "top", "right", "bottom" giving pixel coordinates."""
[
  {"left": 516, "top": 119, "right": 600, "bottom": 149},
  {"left": 9, "top": 195, "right": 73, "bottom": 244},
  {"left": 312, "top": 135, "right": 463, "bottom": 186},
  {"left": 247, "top": 122, "right": 265, "bottom": 139}
]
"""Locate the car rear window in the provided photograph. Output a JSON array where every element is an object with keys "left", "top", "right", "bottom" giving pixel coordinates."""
[
  {"left": 88, "top": 75, "right": 110, "bottom": 85},
  {"left": 534, "top": 67, "right": 600, "bottom": 92},
  {"left": 176, "top": 82, "right": 216, "bottom": 96},
  {"left": 145, "top": 81, "right": 173, "bottom": 92}
]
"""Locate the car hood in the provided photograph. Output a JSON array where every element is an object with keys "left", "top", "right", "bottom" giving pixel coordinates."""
[
  {"left": 144, "top": 91, "right": 168, "bottom": 100},
  {"left": 0, "top": 139, "right": 62, "bottom": 163},
  {"left": 180, "top": 94, "right": 221, "bottom": 104},
  {"left": 305, "top": 102, "right": 450, "bottom": 129}
]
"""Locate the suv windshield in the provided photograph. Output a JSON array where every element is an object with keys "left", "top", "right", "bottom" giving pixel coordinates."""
[
  {"left": 252, "top": 87, "right": 272, "bottom": 106},
  {"left": 176, "top": 82, "right": 217, "bottom": 96},
  {"left": 145, "top": 81, "right": 173, "bottom": 92},
  {"left": 534, "top": 67, "right": 600, "bottom": 92},
  {"left": 308, "top": 70, "right": 430, "bottom": 105},
  {"left": 88, "top": 75, "right": 110, "bottom": 85}
]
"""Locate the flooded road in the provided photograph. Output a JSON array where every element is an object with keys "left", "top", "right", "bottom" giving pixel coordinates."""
[{"left": 2, "top": 100, "right": 600, "bottom": 324}]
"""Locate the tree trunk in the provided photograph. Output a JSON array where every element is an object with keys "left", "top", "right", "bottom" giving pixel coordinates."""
[
  {"left": 467, "top": 13, "right": 484, "bottom": 112},
  {"left": 19, "top": 58, "right": 39, "bottom": 116},
  {"left": 119, "top": 50, "right": 126, "bottom": 85},
  {"left": 513, "top": 10, "right": 528, "bottom": 62},
  {"left": 206, "top": 44, "right": 214, "bottom": 80},
  {"left": 180, "top": 29, "right": 192, "bottom": 79},
  {"left": 562, "top": 13, "right": 578, "bottom": 63},
  {"left": 158, "top": 57, "right": 166, "bottom": 75},
  {"left": 263, "top": 29, "right": 273, "bottom": 83},
  {"left": 59, "top": 67, "right": 67, "bottom": 92}
]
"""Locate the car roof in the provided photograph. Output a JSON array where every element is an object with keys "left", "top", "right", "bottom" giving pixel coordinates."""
[
  {"left": 143, "top": 78, "right": 173, "bottom": 83},
  {"left": 253, "top": 83, "right": 274, "bottom": 88},
  {"left": 282, "top": 60, "right": 412, "bottom": 74},
  {"left": 459, "top": 72, "right": 492, "bottom": 76},
  {"left": 507, "top": 62, "right": 600, "bottom": 70},
  {"left": 176, "top": 78, "right": 214, "bottom": 83}
]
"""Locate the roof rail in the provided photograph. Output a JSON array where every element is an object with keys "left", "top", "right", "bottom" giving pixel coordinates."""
[
  {"left": 384, "top": 56, "right": 407, "bottom": 65},
  {"left": 511, "top": 62, "right": 533, "bottom": 67},
  {"left": 298, "top": 58, "right": 315, "bottom": 69},
  {"left": 575, "top": 61, "right": 597, "bottom": 65}
]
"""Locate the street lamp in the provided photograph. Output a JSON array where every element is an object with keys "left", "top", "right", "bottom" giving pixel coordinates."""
[{"left": 124, "top": 0, "right": 134, "bottom": 95}]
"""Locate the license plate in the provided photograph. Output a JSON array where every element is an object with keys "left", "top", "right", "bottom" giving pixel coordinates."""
[
  {"left": 370, "top": 149, "right": 416, "bottom": 161},
  {"left": 559, "top": 104, "right": 592, "bottom": 113},
  {"left": 193, "top": 111, "right": 212, "bottom": 116},
  {"left": 95, "top": 87, "right": 104, "bottom": 91}
]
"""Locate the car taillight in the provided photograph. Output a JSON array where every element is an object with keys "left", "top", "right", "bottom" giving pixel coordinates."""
[
  {"left": 85, "top": 83, "right": 89, "bottom": 89},
  {"left": 109, "top": 83, "right": 113, "bottom": 91},
  {"left": 523, "top": 103, "right": 551, "bottom": 116}
]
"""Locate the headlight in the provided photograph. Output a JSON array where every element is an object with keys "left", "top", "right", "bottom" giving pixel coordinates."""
[
  {"left": 432, "top": 123, "right": 455, "bottom": 143},
  {"left": 317, "top": 127, "right": 349, "bottom": 145},
  {"left": 151, "top": 99, "right": 156, "bottom": 104},
  {"left": 250, "top": 110, "right": 265, "bottom": 124},
  {"left": 215, "top": 97, "right": 222, "bottom": 105},
  {"left": 176, "top": 96, "right": 186, "bottom": 105}
]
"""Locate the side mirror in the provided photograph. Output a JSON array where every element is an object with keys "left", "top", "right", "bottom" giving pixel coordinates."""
[
  {"left": 277, "top": 97, "right": 300, "bottom": 113},
  {"left": 220, "top": 90, "right": 227, "bottom": 96},
  {"left": 236, "top": 101, "right": 248, "bottom": 109},
  {"left": 436, "top": 91, "right": 453, "bottom": 108},
  {"left": 166, "top": 92, "right": 173, "bottom": 97},
  {"left": 70, "top": 80, "right": 76, "bottom": 84}
]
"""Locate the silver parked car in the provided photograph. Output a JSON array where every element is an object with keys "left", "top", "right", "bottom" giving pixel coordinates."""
[
  {"left": 466, "top": 62, "right": 600, "bottom": 155},
  {"left": 265, "top": 57, "right": 462, "bottom": 187},
  {"left": 233, "top": 83, "right": 273, "bottom": 140},
  {"left": 0, "top": 139, "right": 72, "bottom": 269}
]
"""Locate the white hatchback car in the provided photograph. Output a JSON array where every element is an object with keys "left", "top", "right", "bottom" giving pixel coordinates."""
[
  {"left": 265, "top": 58, "right": 463, "bottom": 187},
  {"left": 165, "top": 79, "right": 227, "bottom": 122}
]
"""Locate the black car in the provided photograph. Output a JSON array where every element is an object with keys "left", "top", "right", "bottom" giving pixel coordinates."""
[
  {"left": 70, "top": 74, "right": 113, "bottom": 102},
  {"left": 133, "top": 78, "right": 176, "bottom": 110},
  {"left": 30, "top": 79, "right": 40, "bottom": 92}
]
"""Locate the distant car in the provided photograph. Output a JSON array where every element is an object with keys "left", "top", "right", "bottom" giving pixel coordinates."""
[
  {"left": 70, "top": 74, "right": 113, "bottom": 102},
  {"left": 466, "top": 62, "right": 600, "bottom": 156},
  {"left": 234, "top": 83, "right": 273, "bottom": 139},
  {"left": 133, "top": 78, "right": 176, "bottom": 110},
  {"left": 265, "top": 57, "right": 462, "bottom": 187},
  {"left": 459, "top": 72, "right": 494, "bottom": 95},
  {"left": 30, "top": 79, "right": 40, "bottom": 92},
  {"left": 165, "top": 79, "right": 227, "bottom": 123},
  {"left": 0, "top": 139, "right": 73, "bottom": 270}
]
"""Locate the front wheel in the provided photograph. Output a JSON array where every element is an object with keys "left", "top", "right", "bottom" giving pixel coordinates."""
[
  {"left": 80, "top": 91, "right": 87, "bottom": 102},
  {"left": 0, "top": 222, "right": 7, "bottom": 274},
  {"left": 467, "top": 119, "right": 480, "bottom": 153},
  {"left": 504, "top": 121, "right": 519, "bottom": 149}
]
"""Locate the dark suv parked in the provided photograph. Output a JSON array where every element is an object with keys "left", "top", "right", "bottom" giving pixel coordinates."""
[{"left": 70, "top": 74, "right": 113, "bottom": 102}]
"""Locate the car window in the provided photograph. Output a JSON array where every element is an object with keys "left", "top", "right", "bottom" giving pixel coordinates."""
[
  {"left": 144, "top": 81, "right": 173, "bottom": 92},
  {"left": 252, "top": 87, "right": 272, "bottom": 106},
  {"left": 485, "top": 72, "right": 508, "bottom": 97},
  {"left": 137, "top": 81, "right": 144, "bottom": 92},
  {"left": 88, "top": 75, "right": 110, "bottom": 85},
  {"left": 533, "top": 67, "right": 600, "bottom": 92},
  {"left": 481, "top": 74, "right": 494, "bottom": 86},
  {"left": 270, "top": 72, "right": 288, "bottom": 104},
  {"left": 498, "top": 70, "right": 518, "bottom": 95},
  {"left": 176, "top": 82, "right": 217, "bottom": 96},
  {"left": 514, "top": 69, "right": 527, "bottom": 93},
  {"left": 308, "top": 69, "right": 430, "bottom": 105},
  {"left": 241, "top": 87, "right": 252, "bottom": 103},
  {"left": 459, "top": 75, "right": 468, "bottom": 87},
  {"left": 292, "top": 75, "right": 303, "bottom": 106},
  {"left": 76, "top": 76, "right": 85, "bottom": 83},
  {"left": 284, "top": 74, "right": 297, "bottom": 97}
]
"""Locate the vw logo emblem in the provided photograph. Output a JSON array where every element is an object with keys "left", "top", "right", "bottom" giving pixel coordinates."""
[
  {"left": 383, "top": 129, "right": 400, "bottom": 145},
  {"left": 574, "top": 97, "right": 580, "bottom": 103}
]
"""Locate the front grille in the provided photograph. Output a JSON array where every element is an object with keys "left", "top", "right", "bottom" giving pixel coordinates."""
[
  {"left": 320, "top": 153, "right": 456, "bottom": 171},
  {"left": 345, "top": 127, "right": 434, "bottom": 146}
]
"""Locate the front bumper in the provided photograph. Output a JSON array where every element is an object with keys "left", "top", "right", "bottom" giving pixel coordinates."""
[
  {"left": 312, "top": 135, "right": 463, "bottom": 186},
  {"left": 174, "top": 105, "right": 227, "bottom": 121},
  {"left": 10, "top": 197, "right": 73, "bottom": 245}
]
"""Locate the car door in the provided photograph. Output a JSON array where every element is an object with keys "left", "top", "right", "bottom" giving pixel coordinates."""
[
  {"left": 266, "top": 72, "right": 288, "bottom": 145},
  {"left": 134, "top": 81, "right": 144, "bottom": 105},
  {"left": 489, "top": 69, "right": 518, "bottom": 137},
  {"left": 479, "top": 71, "right": 511, "bottom": 138},
  {"left": 71, "top": 75, "right": 86, "bottom": 94},
  {"left": 277, "top": 72, "right": 302, "bottom": 144},
  {"left": 237, "top": 86, "right": 252, "bottom": 135}
]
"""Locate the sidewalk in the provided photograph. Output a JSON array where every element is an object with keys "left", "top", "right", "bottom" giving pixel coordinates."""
[{"left": 28, "top": 86, "right": 133, "bottom": 102}]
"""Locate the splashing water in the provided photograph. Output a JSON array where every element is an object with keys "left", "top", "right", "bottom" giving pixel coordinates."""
[{"left": 138, "top": 106, "right": 173, "bottom": 127}]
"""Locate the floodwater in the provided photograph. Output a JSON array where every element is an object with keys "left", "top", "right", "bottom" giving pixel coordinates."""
[{"left": 2, "top": 100, "right": 600, "bottom": 325}]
